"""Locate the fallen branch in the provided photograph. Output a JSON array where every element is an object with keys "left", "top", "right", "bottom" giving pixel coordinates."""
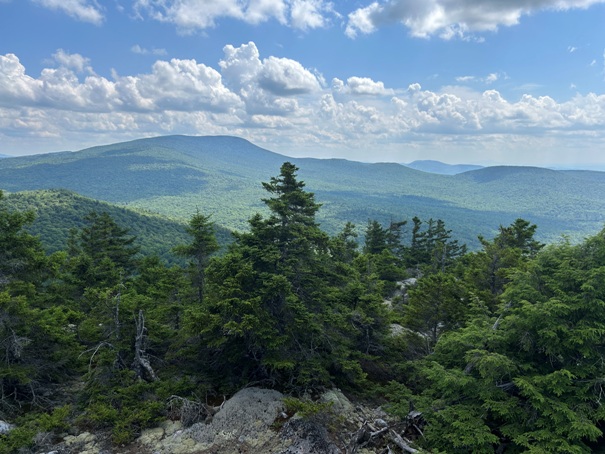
[{"left": 390, "top": 430, "right": 418, "bottom": 453}]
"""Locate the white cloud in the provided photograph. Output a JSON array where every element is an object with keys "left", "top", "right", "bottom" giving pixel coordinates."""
[
  {"left": 131, "top": 45, "right": 168, "bottom": 56},
  {"left": 219, "top": 42, "right": 321, "bottom": 115},
  {"left": 332, "top": 76, "right": 394, "bottom": 96},
  {"left": 33, "top": 0, "right": 104, "bottom": 24},
  {"left": 51, "top": 49, "right": 94, "bottom": 74},
  {"left": 133, "top": 58, "right": 243, "bottom": 112},
  {"left": 134, "top": 0, "right": 334, "bottom": 31},
  {"left": 259, "top": 57, "right": 322, "bottom": 95},
  {"left": 485, "top": 73, "right": 499, "bottom": 84},
  {"left": 0, "top": 52, "right": 242, "bottom": 114},
  {"left": 346, "top": 0, "right": 605, "bottom": 39},
  {"left": 3, "top": 44, "right": 605, "bottom": 165},
  {"left": 455, "top": 72, "right": 505, "bottom": 85},
  {"left": 290, "top": 0, "right": 334, "bottom": 30}
]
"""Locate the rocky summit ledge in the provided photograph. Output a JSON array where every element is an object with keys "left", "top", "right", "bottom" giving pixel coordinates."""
[{"left": 38, "top": 387, "right": 420, "bottom": 454}]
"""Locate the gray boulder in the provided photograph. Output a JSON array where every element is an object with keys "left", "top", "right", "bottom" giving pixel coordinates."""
[{"left": 0, "top": 420, "right": 13, "bottom": 434}]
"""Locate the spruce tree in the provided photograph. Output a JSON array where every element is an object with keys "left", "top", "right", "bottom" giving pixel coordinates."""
[
  {"left": 173, "top": 210, "right": 219, "bottom": 304},
  {"left": 197, "top": 162, "right": 381, "bottom": 390}
]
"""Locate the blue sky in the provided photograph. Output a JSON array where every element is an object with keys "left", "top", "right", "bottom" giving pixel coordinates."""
[{"left": 1, "top": 0, "right": 605, "bottom": 167}]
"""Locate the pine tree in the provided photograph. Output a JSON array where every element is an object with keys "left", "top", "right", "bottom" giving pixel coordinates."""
[
  {"left": 67, "top": 211, "right": 139, "bottom": 292},
  {"left": 173, "top": 210, "right": 219, "bottom": 304},
  {"left": 409, "top": 228, "right": 605, "bottom": 453},
  {"left": 0, "top": 191, "right": 47, "bottom": 294},
  {"left": 196, "top": 163, "right": 382, "bottom": 390}
]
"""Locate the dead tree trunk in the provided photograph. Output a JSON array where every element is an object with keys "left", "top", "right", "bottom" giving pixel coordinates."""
[{"left": 132, "top": 310, "right": 158, "bottom": 381}]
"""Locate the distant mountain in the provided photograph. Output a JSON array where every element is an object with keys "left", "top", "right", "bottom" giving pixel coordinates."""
[
  {"left": 1, "top": 135, "right": 605, "bottom": 248},
  {"left": 405, "top": 160, "right": 484, "bottom": 175},
  {"left": 0, "top": 189, "right": 232, "bottom": 262}
]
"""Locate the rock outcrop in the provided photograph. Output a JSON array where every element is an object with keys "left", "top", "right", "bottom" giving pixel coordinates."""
[
  {"left": 41, "top": 386, "right": 415, "bottom": 453},
  {"left": 134, "top": 387, "right": 360, "bottom": 453}
]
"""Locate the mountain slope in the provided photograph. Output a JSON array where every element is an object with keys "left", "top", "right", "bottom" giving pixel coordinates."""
[
  {"left": 0, "top": 189, "right": 232, "bottom": 261},
  {"left": 1, "top": 135, "right": 604, "bottom": 247}
]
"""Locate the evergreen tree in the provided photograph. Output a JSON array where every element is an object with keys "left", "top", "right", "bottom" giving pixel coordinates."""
[
  {"left": 329, "top": 222, "right": 359, "bottom": 265},
  {"left": 67, "top": 211, "right": 139, "bottom": 293},
  {"left": 403, "top": 272, "right": 468, "bottom": 353},
  {"left": 405, "top": 217, "right": 466, "bottom": 274},
  {"left": 0, "top": 193, "right": 79, "bottom": 417},
  {"left": 364, "top": 220, "right": 388, "bottom": 255},
  {"left": 406, "top": 229, "right": 605, "bottom": 453},
  {"left": 466, "top": 218, "right": 543, "bottom": 306},
  {"left": 173, "top": 210, "right": 219, "bottom": 304},
  {"left": 195, "top": 163, "right": 385, "bottom": 390},
  {"left": 0, "top": 191, "right": 47, "bottom": 294}
]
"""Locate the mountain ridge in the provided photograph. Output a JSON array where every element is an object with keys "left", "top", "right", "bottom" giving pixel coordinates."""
[
  {"left": 1, "top": 135, "right": 604, "bottom": 247},
  {"left": 404, "top": 159, "right": 484, "bottom": 175}
]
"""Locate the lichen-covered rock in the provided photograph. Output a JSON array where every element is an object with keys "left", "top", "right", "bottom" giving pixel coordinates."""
[
  {"left": 320, "top": 389, "right": 354, "bottom": 416},
  {"left": 138, "top": 426, "right": 164, "bottom": 445},
  {"left": 62, "top": 431, "right": 100, "bottom": 454},
  {"left": 278, "top": 418, "right": 340, "bottom": 454},
  {"left": 137, "top": 387, "right": 285, "bottom": 453},
  {"left": 0, "top": 420, "right": 13, "bottom": 434},
  {"left": 189, "top": 387, "right": 284, "bottom": 446},
  {"left": 133, "top": 387, "right": 402, "bottom": 454}
]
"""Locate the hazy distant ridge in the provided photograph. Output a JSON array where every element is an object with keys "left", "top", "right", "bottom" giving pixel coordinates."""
[
  {"left": 1, "top": 135, "right": 604, "bottom": 247},
  {"left": 405, "top": 160, "right": 484, "bottom": 175}
]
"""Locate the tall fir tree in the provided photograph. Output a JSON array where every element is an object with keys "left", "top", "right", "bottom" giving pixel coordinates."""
[{"left": 173, "top": 210, "right": 219, "bottom": 304}]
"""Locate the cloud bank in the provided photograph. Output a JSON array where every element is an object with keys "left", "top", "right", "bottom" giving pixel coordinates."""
[
  {"left": 1, "top": 43, "right": 605, "bottom": 164},
  {"left": 26, "top": 0, "right": 605, "bottom": 45},
  {"left": 133, "top": 0, "right": 336, "bottom": 32},
  {"left": 345, "top": 0, "right": 605, "bottom": 39}
]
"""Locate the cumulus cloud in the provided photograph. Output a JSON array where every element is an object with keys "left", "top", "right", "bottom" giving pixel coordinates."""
[
  {"left": 345, "top": 0, "right": 605, "bottom": 39},
  {"left": 0, "top": 52, "right": 241, "bottom": 114},
  {"left": 290, "top": 0, "right": 335, "bottom": 30},
  {"left": 332, "top": 76, "right": 394, "bottom": 96},
  {"left": 3, "top": 44, "right": 605, "bottom": 164},
  {"left": 33, "top": 0, "right": 104, "bottom": 24},
  {"left": 51, "top": 49, "right": 94, "bottom": 74},
  {"left": 219, "top": 42, "right": 321, "bottom": 115},
  {"left": 134, "top": 0, "right": 335, "bottom": 32}
]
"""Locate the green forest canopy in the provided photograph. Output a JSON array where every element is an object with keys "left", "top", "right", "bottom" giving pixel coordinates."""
[{"left": 1, "top": 161, "right": 605, "bottom": 453}]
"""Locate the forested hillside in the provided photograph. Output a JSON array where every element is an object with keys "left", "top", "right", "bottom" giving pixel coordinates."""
[
  {"left": 0, "top": 189, "right": 232, "bottom": 261},
  {"left": 1, "top": 135, "right": 605, "bottom": 246},
  {"left": 2, "top": 161, "right": 605, "bottom": 453}
]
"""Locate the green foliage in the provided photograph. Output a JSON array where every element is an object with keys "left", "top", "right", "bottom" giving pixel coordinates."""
[
  {"left": 282, "top": 396, "right": 333, "bottom": 419},
  {"left": 406, "top": 227, "right": 605, "bottom": 453},
  {"left": 402, "top": 272, "right": 469, "bottom": 352},
  {"left": 0, "top": 191, "right": 47, "bottom": 294},
  {"left": 194, "top": 162, "right": 388, "bottom": 391},
  {"left": 1, "top": 135, "right": 603, "bottom": 249},
  {"left": 0, "top": 405, "right": 71, "bottom": 454},
  {"left": 0, "top": 189, "right": 228, "bottom": 263},
  {"left": 173, "top": 210, "right": 220, "bottom": 304},
  {"left": 78, "top": 370, "right": 164, "bottom": 444},
  {"left": 4, "top": 157, "right": 605, "bottom": 453}
]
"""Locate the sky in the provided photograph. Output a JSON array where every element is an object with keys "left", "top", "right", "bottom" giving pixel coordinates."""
[{"left": 1, "top": 0, "right": 605, "bottom": 167}]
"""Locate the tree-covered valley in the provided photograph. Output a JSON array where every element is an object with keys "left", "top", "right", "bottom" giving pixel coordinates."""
[
  {"left": 2, "top": 156, "right": 605, "bottom": 453},
  {"left": 2, "top": 135, "right": 605, "bottom": 247}
]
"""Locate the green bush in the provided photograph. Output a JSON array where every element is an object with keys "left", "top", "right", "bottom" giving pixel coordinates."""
[{"left": 0, "top": 405, "right": 72, "bottom": 454}]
